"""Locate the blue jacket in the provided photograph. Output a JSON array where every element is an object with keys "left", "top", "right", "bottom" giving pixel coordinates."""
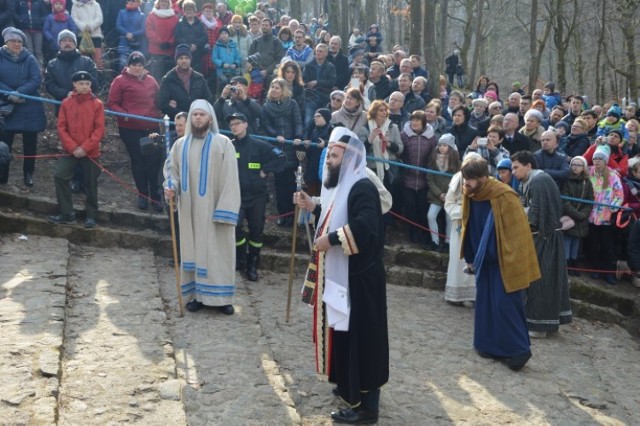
[
  {"left": 212, "top": 39, "right": 241, "bottom": 76},
  {"left": 42, "top": 13, "right": 78, "bottom": 51},
  {"left": 116, "top": 8, "right": 146, "bottom": 51},
  {"left": 0, "top": 47, "right": 46, "bottom": 132},
  {"left": 14, "top": 0, "right": 48, "bottom": 31}
]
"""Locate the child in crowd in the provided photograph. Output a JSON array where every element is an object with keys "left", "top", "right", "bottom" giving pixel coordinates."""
[
  {"left": 48, "top": 71, "right": 104, "bottom": 229},
  {"left": 43, "top": 0, "right": 78, "bottom": 54}
]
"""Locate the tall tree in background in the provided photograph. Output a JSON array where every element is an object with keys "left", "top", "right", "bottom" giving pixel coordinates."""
[
  {"left": 290, "top": 0, "right": 301, "bottom": 22},
  {"left": 519, "top": 0, "right": 552, "bottom": 91},
  {"left": 423, "top": 0, "right": 440, "bottom": 98},
  {"left": 467, "top": 0, "right": 486, "bottom": 89},
  {"left": 550, "top": 0, "right": 579, "bottom": 93},
  {"left": 409, "top": 0, "right": 423, "bottom": 55},
  {"left": 609, "top": 0, "right": 639, "bottom": 103}
]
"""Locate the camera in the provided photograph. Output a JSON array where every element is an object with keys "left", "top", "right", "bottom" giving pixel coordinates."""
[
  {"left": 139, "top": 135, "right": 165, "bottom": 156},
  {"left": 477, "top": 137, "right": 488, "bottom": 147},
  {"left": 230, "top": 86, "right": 238, "bottom": 93}
]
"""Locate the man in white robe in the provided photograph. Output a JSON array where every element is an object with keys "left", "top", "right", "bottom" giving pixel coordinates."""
[{"left": 164, "top": 100, "right": 241, "bottom": 314}]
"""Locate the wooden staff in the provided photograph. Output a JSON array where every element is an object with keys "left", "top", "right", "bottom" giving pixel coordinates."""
[
  {"left": 286, "top": 162, "right": 305, "bottom": 322},
  {"left": 164, "top": 115, "right": 185, "bottom": 317}
]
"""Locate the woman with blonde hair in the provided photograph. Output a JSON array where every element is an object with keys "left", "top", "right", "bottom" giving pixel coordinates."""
[
  {"left": 262, "top": 78, "right": 303, "bottom": 226},
  {"left": 229, "top": 14, "right": 250, "bottom": 72},
  {"left": 277, "top": 60, "right": 304, "bottom": 117}
]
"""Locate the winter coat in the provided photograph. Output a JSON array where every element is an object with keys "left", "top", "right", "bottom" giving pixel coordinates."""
[
  {"left": 533, "top": 149, "right": 570, "bottom": 187},
  {"left": 174, "top": 16, "right": 207, "bottom": 54},
  {"left": 0, "top": 0, "right": 14, "bottom": 29},
  {"left": 107, "top": 68, "right": 160, "bottom": 131},
  {"left": 0, "top": 47, "right": 46, "bottom": 132},
  {"left": 560, "top": 174, "right": 594, "bottom": 238},
  {"left": 444, "top": 122, "right": 478, "bottom": 153},
  {"left": 427, "top": 157, "right": 454, "bottom": 206},
  {"left": 45, "top": 49, "right": 98, "bottom": 100},
  {"left": 229, "top": 29, "right": 250, "bottom": 62},
  {"left": 464, "top": 143, "right": 508, "bottom": 175},
  {"left": 596, "top": 118, "right": 629, "bottom": 141},
  {"left": 623, "top": 175, "right": 640, "bottom": 217},
  {"left": 428, "top": 117, "right": 447, "bottom": 141},
  {"left": 249, "top": 33, "right": 283, "bottom": 75},
  {"left": 43, "top": 13, "right": 78, "bottom": 51},
  {"left": 588, "top": 166, "right": 624, "bottom": 225},
  {"left": 57, "top": 91, "right": 104, "bottom": 158},
  {"left": 400, "top": 121, "right": 436, "bottom": 190},
  {"left": 156, "top": 67, "right": 212, "bottom": 118},
  {"left": 584, "top": 143, "right": 629, "bottom": 178},
  {"left": 304, "top": 122, "right": 333, "bottom": 186},
  {"left": 262, "top": 97, "right": 303, "bottom": 167},
  {"left": 212, "top": 39, "right": 241, "bottom": 76},
  {"left": 213, "top": 96, "right": 263, "bottom": 136},
  {"left": 14, "top": 0, "right": 48, "bottom": 31},
  {"left": 232, "top": 134, "right": 287, "bottom": 201},
  {"left": 327, "top": 51, "right": 350, "bottom": 91},
  {"left": 144, "top": 9, "right": 178, "bottom": 56},
  {"left": 302, "top": 59, "right": 336, "bottom": 100},
  {"left": 562, "top": 132, "right": 590, "bottom": 158},
  {"left": 403, "top": 92, "right": 426, "bottom": 115},
  {"left": 116, "top": 7, "right": 146, "bottom": 51},
  {"left": 71, "top": 0, "right": 103, "bottom": 39}
]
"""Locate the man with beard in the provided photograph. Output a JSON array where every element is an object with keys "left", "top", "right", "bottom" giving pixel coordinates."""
[
  {"left": 460, "top": 155, "right": 539, "bottom": 371},
  {"left": 295, "top": 127, "right": 388, "bottom": 424},
  {"left": 163, "top": 100, "right": 240, "bottom": 315},
  {"left": 511, "top": 151, "right": 572, "bottom": 338}
]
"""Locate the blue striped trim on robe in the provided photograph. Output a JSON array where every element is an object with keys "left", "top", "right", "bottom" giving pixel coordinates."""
[
  {"left": 181, "top": 281, "right": 236, "bottom": 297},
  {"left": 213, "top": 209, "right": 239, "bottom": 224},
  {"left": 180, "top": 133, "right": 214, "bottom": 195},
  {"left": 182, "top": 261, "right": 196, "bottom": 272},
  {"left": 196, "top": 267, "right": 208, "bottom": 278}
]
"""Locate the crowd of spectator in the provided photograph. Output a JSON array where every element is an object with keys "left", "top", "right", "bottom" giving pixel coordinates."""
[{"left": 2, "top": 0, "right": 640, "bottom": 287}]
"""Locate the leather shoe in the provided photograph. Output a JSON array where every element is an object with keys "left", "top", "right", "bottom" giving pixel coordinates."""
[
  {"left": 48, "top": 213, "right": 76, "bottom": 225},
  {"left": 84, "top": 218, "right": 97, "bottom": 229},
  {"left": 24, "top": 173, "right": 33, "bottom": 187},
  {"left": 330, "top": 407, "right": 378, "bottom": 424},
  {"left": 219, "top": 305, "right": 234, "bottom": 315},
  {"left": 186, "top": 300, "right": 204, "bottom": 312}
]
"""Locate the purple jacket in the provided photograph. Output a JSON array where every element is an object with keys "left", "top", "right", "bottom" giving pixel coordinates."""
[
  {"left": 43, "top": 13, "right": 78, "bottom": 51},
  {"left": 401, "top": 121, "right": 437, "bottom": 190}
]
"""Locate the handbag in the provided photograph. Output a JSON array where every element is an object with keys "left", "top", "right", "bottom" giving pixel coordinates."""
[{"left": 79, "top": 30, "right": 95, "bottom": 55}]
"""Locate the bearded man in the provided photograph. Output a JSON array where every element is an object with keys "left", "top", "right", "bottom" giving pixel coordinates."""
[
  {"left": 460, "top": 155, "right": 539, "bottom": 371},
  {"left": 295, "top": 128, "right": 388, "bottom": 424},
  {"left": 163, "top": 99, "right": 240, "bottom": 315}
]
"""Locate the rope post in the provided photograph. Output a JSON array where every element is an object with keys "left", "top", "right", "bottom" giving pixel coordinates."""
[{"left": 164, "top": 114, "right": 185, "bottom": 317}]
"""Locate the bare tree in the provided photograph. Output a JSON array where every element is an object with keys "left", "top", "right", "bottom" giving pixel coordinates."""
[
  {"left": 290, "top": 0, "right": 301, "bottom": 22},
  {"left": 467, "top": 0, "right": 486, "bottom": 89},
  {"left": 409, "top": 0, "right": 423, "bottom": 55},
  {"left": 424, "top": 0, "right": 440, "bottom": 98},
  {"left": 549, "top": 0, "right": 579, "bottom": 93}
]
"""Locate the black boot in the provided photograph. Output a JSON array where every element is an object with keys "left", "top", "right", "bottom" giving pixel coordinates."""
[
  {"left": 236, "top": 241, "right": 247, "bottom": 272},
  {"left": 246, "top": 245, "right": 260, "bottom": 281}
]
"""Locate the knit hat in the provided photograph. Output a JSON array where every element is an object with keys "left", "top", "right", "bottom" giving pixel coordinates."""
[
  {"left": 72, "top": 70, "right": 92, "bottom": 82},
  {"left": 315, "top": 108, "right": 332, "bottom": 124},
  {"left": 2, "top": 27, "right": 26, "bottom": 44},
  {"left": 484, "top": 90, "right": 498, "bottom": 101},
  {"left": 127, "top": 51, "right": 145, "bottom": 66},
  {"left": 628, "top": 156, "right": 640, "bottom": 171},
  {"left": 57, "top": 29, "right": 76, "bottom": 45},
  {"left": 592, "top": 145, "right": 610, "bottom": 163},
  {"left": 247, "top": 52, "right": 261, "bottom": 67},
  {"left": 532, "top": 99, "right": 546, "bottom": 110},
  {"left": 496, "top": 158, "right": 512, "bottom": 171},
  {"left": 52, "top": 0, "right": 66, "bottom": 6},
  {"left": 609, "top": 129, "right": 624, "bottom": 141},
  {"left": 438, "top": 133, "right": 458, "bottom": 151},
  {"left": 349, "top": 47, "right": 364, "bottom": 59},
  {"left": 570, "top": 155, "right": 588, "bottom": 168},
  {"left": 330, "top": 90, "right": 346, "bottom": 100},
  {"left": 607, "top": 103, "right": 622, "bottom": 119},
  {"left": 554, "top": 121, "right": 570, "bottom": 133},
  {"left": 512, "top": 81, "right": 522, "bottom": 89},
  {"left": 218, "top": 27, "right": 230, "bottom": 36},
  {"left": 472, "top": 98, "right": 488, "bottom": 107},
  {"left": 174, "top": 44, "right": 192, "bottom": 60},
  {"left": 544, "top": 82, "right": 555, "bottom": 91}
]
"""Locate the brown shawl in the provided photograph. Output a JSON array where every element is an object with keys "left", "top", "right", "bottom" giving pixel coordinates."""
[{"left": 460, "top": 177, "right": 541, "bottom": 292}]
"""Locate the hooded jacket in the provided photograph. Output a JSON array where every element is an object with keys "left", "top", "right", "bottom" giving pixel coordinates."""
[
  {"left": 71, "top": 0, "right": 103, "bottom": 39},
  {"left": 212, "top": 38, "right": 240, "bottom": 76},
  {"left": 58, "top": 91, "right": 104, "bottom": 158},
  {"left": 107, "top": 68, "right": 160, "bottom": 130},
  {"left": 262, "top": 97, "right": 303, "bottom": 166},
  {"left": 401, "top": 121, "right": 436, "bottom": 190},
  {"left": 15, "top": 0, "right": 48, "bottom": 31},
  {"left": 156, "top": 67, "right": 212, "bottom": 118}
]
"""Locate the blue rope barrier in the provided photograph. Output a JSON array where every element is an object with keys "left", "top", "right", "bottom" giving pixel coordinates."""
[{"left": 1, "top": 90, "right": 632, "bottom": 211}]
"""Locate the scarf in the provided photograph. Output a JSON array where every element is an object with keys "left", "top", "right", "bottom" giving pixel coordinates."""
[
  {"left": 152, "top": 7, "right": 175, "bottom": 18},
  {"left": 368, "top": 118, "right": 391, "bottom": 181},
  {"left": 461, "top": 177, "right": 541, "bottom": 292},
  {"left": 200, "top": 14, "right": 218, "bottom": 30},
  {"left": 176, "top": 66, "right": 192, "bottom": 92},
  {"left": 436, "top": 152, "right": 448, "bottom": 172},
  {"left": 53, "top": 2, "right": 69, "bottom": 22}
]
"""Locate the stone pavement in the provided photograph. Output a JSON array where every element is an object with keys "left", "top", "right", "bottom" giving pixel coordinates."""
[{"left": 1, "top": 233, "right": 640, "bottom": 425}]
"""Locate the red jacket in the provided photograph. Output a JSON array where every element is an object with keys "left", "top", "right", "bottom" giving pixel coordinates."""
[
  {"left": 58, "top": 91, "right": 105, "bottom": 159},
  {"left": 583, "top": 143, "right": 629, "bottom": 178},
  {"left": 145, "top": 11, "right": 179, "bottom": 56},
  {"left": 107, "top": 69, "right": 160, "bottom": 131}
]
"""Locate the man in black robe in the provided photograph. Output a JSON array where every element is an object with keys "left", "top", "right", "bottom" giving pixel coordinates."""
[{"left": 295, "top": 127, "right": 388, "bottom": 424}]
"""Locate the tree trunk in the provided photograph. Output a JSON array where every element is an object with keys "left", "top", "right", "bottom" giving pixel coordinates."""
[
  {"left": 289, "top": 0, "right": 301, "bottom": 22},
  {"left": 327, "top": 0, "right": 340, "bottom": 42},
  {"left": 424, "top": 0, "right": 439, "bottom": 99},
  {"left": 365, "top": 0, "right": 377, "bottom": 30},
  {"left": 595, "top": 0, "right": 606, "bottom": 103},
  {"left": 527, "top": 0, "right": 552, "bottom": 93},
  {"left": 621, "top": 14, "right": 638, "bottom": 103},
  {"left": 461, "top": 0, "right": 475, "bottom": 89},
  {"left": 438, "top": 0, "right": 449, "bottom": 76},
  {"left": 409, "top": 0, "right": 422, "bottom": 55},
  {"left": 468, "top": 0, "right": 484, "bottom": 90}
]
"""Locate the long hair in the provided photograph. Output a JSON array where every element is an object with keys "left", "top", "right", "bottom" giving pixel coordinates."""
[
  {"left": 367, "top": 99, "right": 388, "bottom": 121},
  {"left": 429, "top": 141, "right": 461, "bottom": 173},
  {"left": 267, "top": 78, "right": 292, "bottom": 102},
  {"left": 277, "top": 60, "right": 303, "bottom": 86}
]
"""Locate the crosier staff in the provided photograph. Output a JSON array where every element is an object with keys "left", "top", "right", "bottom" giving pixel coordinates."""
[
  {"left": 285, "top": 162, "right": 304, "bottom": 323},
  {"left": 164, "top": 114, "right": 185, "bottom": 317}
]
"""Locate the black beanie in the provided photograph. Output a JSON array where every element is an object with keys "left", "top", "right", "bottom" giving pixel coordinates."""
[{"left": 316, "top": 108, "right": 332, "bottom": 124}]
